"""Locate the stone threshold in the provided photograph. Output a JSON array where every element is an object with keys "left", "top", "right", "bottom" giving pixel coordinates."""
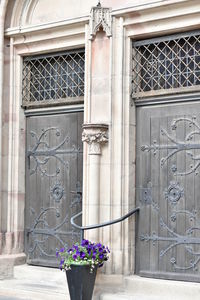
[{"left": 100, "top": 275, "right": 200, "bottom": 300}]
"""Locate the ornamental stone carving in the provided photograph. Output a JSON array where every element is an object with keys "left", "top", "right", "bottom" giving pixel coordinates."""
[
  {"left": 90, "top": 2, "right": 112, "bottom": 40},
  {"left": 82, "top": 124, "right": 109, "bottom": 155}
]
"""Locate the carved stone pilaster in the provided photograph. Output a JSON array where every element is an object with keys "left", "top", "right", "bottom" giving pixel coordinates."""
[
  {"left": 82, "top": 124, "right": 109, "bottom": 155},
  {"left": 90, "top": 2, "right": 112, "bottom": 40}
]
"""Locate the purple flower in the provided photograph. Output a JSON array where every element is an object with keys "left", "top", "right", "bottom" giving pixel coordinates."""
[
  {"left": 73, "top": 254, "right": 78, "bottom": 260},
  {"left": 56, "top": 251, "right": 59, "bottom": 257},
  {"left": 80, "top": 252, "right": 86, "bottom": 259},
  {"left": 99, "top": 263, "right": 104, "bottom": 268},
  {"left": 92, "top": 254, "right": 96, "bottom": 259},
  {"left": 59, "top": 258, "right": 65, "bottom": 270},
  {"left": 73, "top": 245, "right": 79, "bottom": 251},
  {"left": 90, "top": 246, "right": 95, "bottom": 252},
  {"left": 99, "top": 253, "right": 104, "bottom": 260},
  {"left": 59, "top": 247, "right": 65, "bottom": 253},
  {"left": 81, "top": 239, "right": 89, "bottom": 246}
]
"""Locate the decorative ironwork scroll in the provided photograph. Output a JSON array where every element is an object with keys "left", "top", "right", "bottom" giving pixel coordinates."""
[
  {"left": 141, "top": 117, "right": 200, "bottom": 176},
  {"left": 140, "top": 183, "right": 200, "bottom": 271},
  {"left": 27, "top": 127, "right": 82, "bottom": 177},
  {"left": 28, "top": 207, "right": 69, "bottom": 257},
  {"left": 28, "top": 206, "right": 81, "bottom": 258}
]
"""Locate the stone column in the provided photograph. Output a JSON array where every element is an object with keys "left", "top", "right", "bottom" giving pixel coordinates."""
[{"left": 82, "top": 124, "right": 108, "bottom": 242}]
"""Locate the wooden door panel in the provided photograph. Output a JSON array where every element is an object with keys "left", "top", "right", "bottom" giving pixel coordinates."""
[
  {"left": 136, "top": 103, "right": 200, "bottom": 282},
  {"left": 25, "top": 111, "right": 83, "bottom": 267}
]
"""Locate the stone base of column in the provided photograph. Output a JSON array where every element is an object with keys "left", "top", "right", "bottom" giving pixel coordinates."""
[
  {"left": 4, "top": 231, "right": 24, "bottom": 254},
  {"left": 0, "top": 233, "right": 3, "bottom": 254},
  {"left": 0, "top": 253, "right": 26, "bottom": 280}
]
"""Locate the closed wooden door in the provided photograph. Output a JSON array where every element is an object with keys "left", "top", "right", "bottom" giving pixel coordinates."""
[
  {"left": 25, "top": 111, "right": 83, "bottom": 267},
  {"left": 136, "top": 102, "right": 200, "bottom": 282}
]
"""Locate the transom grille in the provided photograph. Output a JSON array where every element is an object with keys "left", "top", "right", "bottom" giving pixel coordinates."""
[
  {"left": 22, "top": 49, "right": 85, "bottom": 108},
  {"left": 132, "top": 32, "right": 200, "bottom": 99}
]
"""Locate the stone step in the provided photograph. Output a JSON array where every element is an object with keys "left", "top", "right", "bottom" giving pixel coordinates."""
[
  {"left": 99, "top": 293, "right": 132, "bottom": 300},
  {"left": 0, "top": 289, "right": 69, "bottom": 300},
  {"left": 124, "top": 275, "right": 200, "bottom": 300},
  {"left": 99, "top": 275, "right": 200, "bottom": 300},
  {"left": 0, "top": 265, "right": 70, "bottom": 300},
  {"left": 100, "top": 292, "right": 169, "bottom": 300}
]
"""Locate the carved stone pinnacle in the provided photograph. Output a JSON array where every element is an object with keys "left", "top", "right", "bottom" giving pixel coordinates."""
[{"left": 90, "top": 4, "right": 112, "bottom": 40}]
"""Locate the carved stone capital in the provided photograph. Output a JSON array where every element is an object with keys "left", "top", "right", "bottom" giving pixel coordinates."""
[
  {"left": 82, "top": 123, "right": 109, "bottom": 155},
  {"left": 90, "top": 3, "right": 112, "bottom": 40}
]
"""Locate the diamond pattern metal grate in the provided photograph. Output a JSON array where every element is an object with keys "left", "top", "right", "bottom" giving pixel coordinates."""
[
  {"left": 22, "top": 49, "right": 85, "bottom": 108},
  {"left": 132, "top": 32, "right": 200, "bottom": 99}
]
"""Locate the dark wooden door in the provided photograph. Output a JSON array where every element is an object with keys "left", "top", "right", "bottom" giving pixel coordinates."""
[
  {"left": 136, "top": 102, "right": 200, "bottom": 282},
  {"left": 25, "top": 111, "right": 83, "bottom": 267}
]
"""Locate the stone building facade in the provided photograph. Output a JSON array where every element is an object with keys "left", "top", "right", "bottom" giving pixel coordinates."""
[{"left": 0, "top": 0, "right": 200, "bottom": 298}]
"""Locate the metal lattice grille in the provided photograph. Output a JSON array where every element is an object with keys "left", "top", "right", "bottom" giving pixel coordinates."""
[
  {"left": 132, "top": 32, "right": 200, "bottom": 99},
  {"left": 22, "top": 49, "right": 85, "bottom": 107}
]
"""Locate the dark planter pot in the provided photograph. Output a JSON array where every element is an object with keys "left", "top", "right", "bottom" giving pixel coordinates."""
[{"left": 65, "top": 264, "right": 97, "bottom": 300}]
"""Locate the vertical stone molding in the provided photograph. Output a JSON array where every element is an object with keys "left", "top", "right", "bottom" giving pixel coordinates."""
[
  {"left": 82, "top": 123, "right": 109, "bottom": 155},
  {"left": 90, "top": 2, "right": 112, "bottom": 40}
]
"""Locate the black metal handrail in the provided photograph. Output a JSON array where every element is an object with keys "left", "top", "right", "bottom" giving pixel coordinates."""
[{"left": 71, "top": 207, "right": 140, "bottom": 240}]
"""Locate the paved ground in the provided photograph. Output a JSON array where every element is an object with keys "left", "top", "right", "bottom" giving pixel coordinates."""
[
  {"left": 0, "top": 264, "right": 70, "bottom": 300},
  {"left": 0, "top": 264, "right": 120, "bottom": 300}
]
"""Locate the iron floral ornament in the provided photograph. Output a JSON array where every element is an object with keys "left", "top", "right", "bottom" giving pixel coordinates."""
[
  {"left": 141, "top": 116, "right": 200, "bottom": 176},
  {"left": 164, "top": 181, "right": 184, "bottom": 205},
  {"left": 51, "top": 183, "right": 65, "bottom": 203}
]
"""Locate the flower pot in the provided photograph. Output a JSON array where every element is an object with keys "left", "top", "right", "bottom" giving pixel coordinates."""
[{"left": 65, "top": 264, "right": 97, "bottom": 300}]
